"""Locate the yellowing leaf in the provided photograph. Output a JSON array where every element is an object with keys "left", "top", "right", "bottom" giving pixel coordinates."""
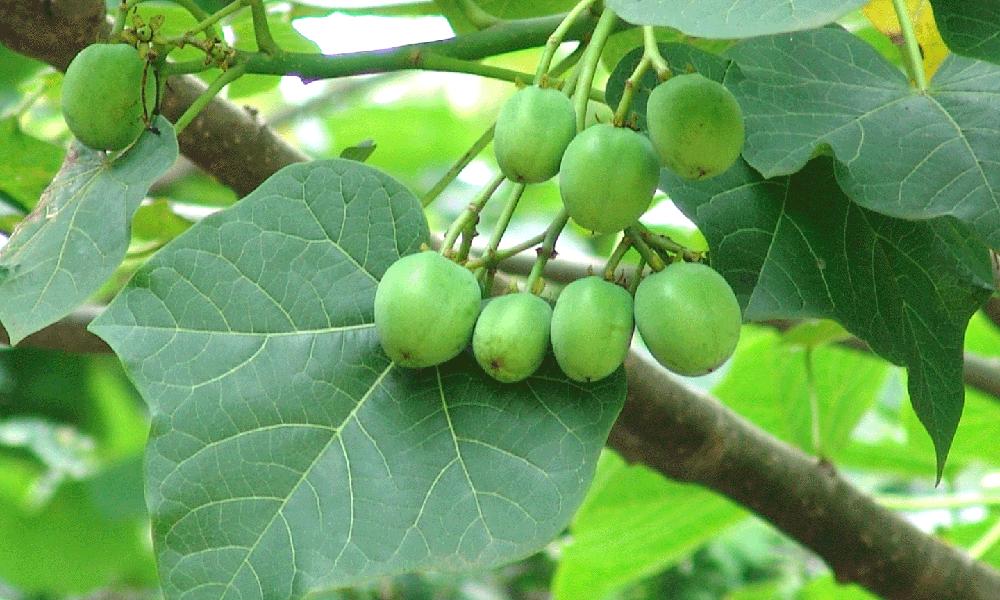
[{"left": 863, "top": 0, "right": 948, "bottom": 78}]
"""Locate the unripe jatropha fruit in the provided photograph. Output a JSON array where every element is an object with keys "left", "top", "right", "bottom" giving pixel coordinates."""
[
  {"left": 374, "top": 251, "right": 481, "bottom": 368},
  {"left": 473, "top": 293, "right": 552, "bottom": 383},
  {"left": 646, "top": 73, "right": 744, "bottom": 180},
  {"left": 493, "top": 86, "right": 576, "bottom": 183},
  {"left": 551, "top": 276, "right": 634, "bottom": 383},
  {"left": 559, "top": 124, "right": 660, "bottom": 234},
  {"left": 634, "top": 262, "right": 742, "bottom": 376},
  {"left": 61, "top": 44, "right": 154, "bottom": 151}
]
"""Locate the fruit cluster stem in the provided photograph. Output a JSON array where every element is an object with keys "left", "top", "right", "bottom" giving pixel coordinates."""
[
  {"left": 440, "top": 173, "right": 506, "bottom": 255},
  {"left": 534, "top": 0, "right": 598, "bottom": 82},
  {"left": 246, "top": 0, "right": 279, "bottom": 54},
  {"left": 464, "top": 231, "right": 547, "bottom": 270},
  {"left": 483, "top": 183, "right": 527, "bottom": 263},
  {"left": 526, "top": 208, "right": 570, "bottom": 293},
  {"left": 643, "top": 26, "right": 670, "bottom": 79},
  {"left": 174, "top": 63, "right": 247, "bottom": 134},
  {"left": 628, "top": 257, "right": 646, "bottom": 295},
  {"left": 185, "top": 0, "right": 244, "bottom": 39},
  {"left": 625, "top": 226, "right": 666, "bottom": 271},
  {"left": 635, "top": 223, "right": 702, "bottom": 262},
  {"left": 891, "top": 0, "right": 927, "bottom": 91},
  {"left": 572, "top": 7, "right": 618, "bottom": 131},
  {"left": 603, "top": 236, "right": 633, "bottom": 280},
  {"left": 422, "top": 124, "right": 495, "bottom": 207},
  {"left": 613, "top": 54, "right": 651, "bottom": 125}
]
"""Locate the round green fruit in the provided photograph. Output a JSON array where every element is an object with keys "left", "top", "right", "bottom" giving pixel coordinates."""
[
  {"left": 633, "top": 262, "right": 742, "bottom": 376},
  {"left": 559, "top": 124, "right": 660, "bottom": 234},
  {"left": 374, "top": 251, "right": 481, "bottom": 368},
  {"left": 61, "top": 44, "right": 154, "bottom": 151},
  {"left": 493, "top": 86, "right": 576, "bottom": 183},
  {"left": 550, "top": 277, "right": 634, "bottom": 383},
  {"left": 473, "top": 293, "right": 552, "bottom": 383},
  {"left": 646, "top": 73, "right": 744, "bottom": 180}
]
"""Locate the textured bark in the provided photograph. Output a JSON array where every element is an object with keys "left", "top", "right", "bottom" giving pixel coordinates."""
[{"left": 613, "top": 350, "right": 1000, "bottom": 600}]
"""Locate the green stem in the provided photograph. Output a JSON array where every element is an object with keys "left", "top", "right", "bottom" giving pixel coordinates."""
[
  {"left": 573, "top": 7, "right": 618, "bottom": 131},
  {"left": 455, "top": 0, "right": 502, "bottom": 29},
  {"left": 603, "top": 236, "right": 633, "bottom": 280},
  {"left": 534, "top": 0, "right": 598, "bottom": 82},
  {"left": 970, "top": 517, "right": 1000, "bottom": 560},
  {"left": 525, "top": 209, "right": 570, "bottom": 293},
  {"left": 246, "top": 0, "right": 279, "bottom": 54},
  {"left": 643, "top": 26, "right": 670, "bottom": 79},
  {"left": 422, "top": 124, "right": 495, "bottom": 207},
  {"left": 186, "top": 0, "right": 244, "bottom": 38},
  {"left": 625, "top": 226, "right": 666, "bottom": 271},
  {"left": 457, "top": 220, "right": 477, "bottom": 262},
  {"left": 635, "top": 223, "right": 702, "bottom": 262},
  {"left": 613, "top": 54, "right": 651, "bottom": 125},
  {"left": 464, "top": 231, "right": 547, "bottom": 269},
  {"left": 419, "top": 53, "right": 539, "bottom": 85},
  {"left": 482, "top": 183, "right": 527, "bottom": 262},
  {"left": 628, "top": 257, "right": 646, "bottom": 295},
  {"left": 111, "top": 0, "right": 144, "bottom": 38},
  {"left": 875, "top": 494, "right": 1000, "bottom": 511},
  {"left": 161, "top": 59, "right": 218, "bottom": 76},
  {"left": 440, "top": 174, "right": 505, "bottom": 255},
  {"left": 891, "top": 0, "right": 927, "bottom": 90},
  {"left": 174, "top": 64, "right": 246, "bottom": 133}
]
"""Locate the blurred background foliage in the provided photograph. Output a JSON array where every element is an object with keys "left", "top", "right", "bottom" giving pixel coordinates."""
[{"left": 0, "top": 1, "right": 998, "bottom": 598}]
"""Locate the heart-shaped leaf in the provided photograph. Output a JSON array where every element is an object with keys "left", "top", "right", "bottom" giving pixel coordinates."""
[
  {"left": 930, "top": 0, "right": 1000, "bottom": 65},
  {"left": 90, "top": 159, "right": 625, "bottom": 599},
  {"left": 0, "top": 117, "right": 177, "bottom": 343},
  {"left": 663, "top": 157, "right": 995, "bottom": 477},
  {"left": 728, "top": 27, "right": 1000, "bottom": 248}
]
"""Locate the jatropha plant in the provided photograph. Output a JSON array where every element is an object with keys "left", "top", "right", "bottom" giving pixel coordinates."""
[{"left": 0, "top": 0, "right": 997, "bottom": 598}]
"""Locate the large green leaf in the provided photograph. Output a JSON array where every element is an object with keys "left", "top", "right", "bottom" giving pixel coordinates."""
[
  {"left": 728, "top": 26, "right": 1000, "bottom": 248},
  {"left": 552, "top": 451, "right": 744, "bottom": 600},
  {"left": 90, "top": 159, "right": 625, "bottom": 599},
  {"left": 713, "top": 327, "right": 889, "bottom": 457},
  {"left": 664, "top": 157, "right": 995, "bottom": 477},
  {"left": 929, "top": 1, "right": 1000, "bottom": 65},
  {"left": 0, "top": 117, "right": 177, "bottom": 344},
  {"left": 605, "top": 0, "right": 866, "bottom": 38}
]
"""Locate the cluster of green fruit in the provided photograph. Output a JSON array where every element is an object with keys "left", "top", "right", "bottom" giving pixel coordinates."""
[
  {"left": 375, "top": 73, "right": 746, "bottom": 382},
  {"left": 495, "top": 73, "right": 744, "bottom": 234},
  {"left": 375, "top": 251, "right": 742, "bottom": 383},
  {"left": 61, "top": 43, "right": 155, "bottom": 151}
]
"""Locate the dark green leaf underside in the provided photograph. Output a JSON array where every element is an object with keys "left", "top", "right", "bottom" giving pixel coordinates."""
[
  {"left": 930, "top": 0, "right": 1000, "bottom": 65},
  {"left": 663, "top": 157, "right": 994, "bottom": 477},
  {"left": 91, "top": 159, "right": 624, "bottom": 599},
  {"left": 728, "top": 27, "right": 1000, "bottom": 248}
]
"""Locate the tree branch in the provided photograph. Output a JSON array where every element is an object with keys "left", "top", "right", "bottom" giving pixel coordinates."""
[{"left": 613, "top": 349, "right": 1000, "bottom": 600}]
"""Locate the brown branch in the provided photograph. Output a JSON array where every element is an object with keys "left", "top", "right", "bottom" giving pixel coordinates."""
[
  {"left": 3, "top": 2, "right": 999, "bottom": 597},
  {"left": 613, "top": 349, "right": 1000, "bottom": 600}
]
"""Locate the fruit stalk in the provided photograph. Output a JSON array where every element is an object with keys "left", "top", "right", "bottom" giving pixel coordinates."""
[
  {"left": 572, "top": 7, "right": 618, "bottom": 131},
  {"left": 421, "top": 124, "right": 495, "bottom": 207},
  {"left": 174, "top": 63, "right": 247, "bottom": 134},
  {"left": 185, "top": 0, "right": 244, "bottom": 39},
  {"left": 635, "top": 223, "right": 703, "bottom": 262},
  {"left": 891, "top": 0, "right": 927, "bottom": 90},
  {"left": 534, "top": 0, "right": 598, "bottom": 82},
  {"left": 464, "top": 231, "right": 547, "bottom": 270},
  {"left": 612, "top": 54, "right": 651, "bottom": 125},
  {"left": 603, "top": 236, "right": 633, "bottom": 280},
  {"left": 526, "top": 208, "right": 570, "bottom": 293},
  {"left": 483, "top": 182, "right": 527, "bottom": 263},
  {"left": 246, "top": 0, "right": 279, "bottom": 54},
  {"left": 643, "top": 26, "right": 670, "bottom": 79},
  {"left": 625, "top": 226, "right": 666, "bottom": 271},
  {"left": 440, "top": 173, "right": 505, "bottom": 255}
]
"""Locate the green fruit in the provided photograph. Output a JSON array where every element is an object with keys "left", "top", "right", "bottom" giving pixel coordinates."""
[
  {"left": 633, "top": 262, "right": 742, "bottom": 376},
  {"left": 559, "top": 124, "right": 660, "bottom": 234},
  {"left": 473, "top": 293, "right": 552, "bottom": 383},
  {"left": 61, "top": 44, "right": 154, "bottom": 151},
  {"left": 646, "top": 73, "right": 744, "bottom": 180},
  {"left": 551, "top": 277, "right": 634, "bottom": 383},
  {"left": 494, "top": 86, "right": 576, "bottom": 183},
  {"left": 374, "top": 251, "right": 481, "bottom": 368}
]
